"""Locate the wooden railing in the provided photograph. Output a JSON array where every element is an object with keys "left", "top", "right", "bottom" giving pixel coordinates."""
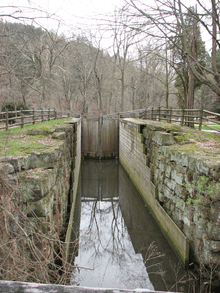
[
  {"left": 138, "top": 107, "right": 220, "bottom": 132},
  {"left": 140, "top": 108, "right": 203, "bottom": 126},
  {"left": 1, "top": 106, "right": 220, "bottom": 133},
  {"left": 110, "top": 107, "right": 220, "bottom": 133},
  {"left": 0, "top": 108, "right": 81, "bottom": 131}
]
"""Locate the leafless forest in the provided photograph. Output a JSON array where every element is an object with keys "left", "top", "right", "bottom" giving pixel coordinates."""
[{"left": 0, "top": 0, "right": 220, "bottom": 115}]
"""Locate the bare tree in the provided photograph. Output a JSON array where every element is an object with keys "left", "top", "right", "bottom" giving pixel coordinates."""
[
  {"left": 124, "top": 0, "right": 220, "bottom": 104},
  {"left": 131, "top": 42, "right": 176, "bottom": 109},
  {"left": 110, "top": 9, "right": 140, "bottom": 112}
]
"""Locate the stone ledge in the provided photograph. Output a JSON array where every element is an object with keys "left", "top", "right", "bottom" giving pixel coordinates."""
[{"left": 0, "top": 281, "right": 180, "bottom": 293}]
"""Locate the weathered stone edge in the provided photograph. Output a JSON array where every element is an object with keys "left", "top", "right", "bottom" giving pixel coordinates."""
[{"left": 0, "top": 281, "right": 180, "bottom": 293}]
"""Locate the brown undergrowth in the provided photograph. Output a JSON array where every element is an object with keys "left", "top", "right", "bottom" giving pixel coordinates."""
[{"left": 0, "top": 175, "right": 78, "bottom": 285}]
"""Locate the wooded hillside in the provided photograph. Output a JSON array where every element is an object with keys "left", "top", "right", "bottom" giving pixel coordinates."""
[{"left": 0, "top": 0, "right": 219, "bottom": 115}]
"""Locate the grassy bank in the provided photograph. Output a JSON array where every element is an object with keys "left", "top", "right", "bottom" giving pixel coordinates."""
[
  {"left": 195, "top": 123, "right": 220, "bottom": 132},
  {"left": 0, "top": 118, "right": 71, "bottom": 157}
]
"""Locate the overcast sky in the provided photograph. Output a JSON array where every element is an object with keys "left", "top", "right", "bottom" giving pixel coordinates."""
[
  {"left": 1, "top": 0, "right": 124, "bottom": 30},
  {"left": 1, "top": 0, "right": 211, "bottom": 51},
  {"left": 0, "top": 0, "right": 126, "bottom": 49}
]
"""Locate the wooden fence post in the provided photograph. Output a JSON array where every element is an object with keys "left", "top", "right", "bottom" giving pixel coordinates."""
[
  {"left": 181, "top": 108, "right": 184, "bottom": 126},
  {"left": 48, "top": 108, "right": 50, "bottom": 121},
  {"left": 151, "top": 107, "right": 154, "bottom": 120},
  {"left": 54, "top": 109, "right": 57, "bottom": 120},
  {"left": 41, "top": 108, "right": 44, "bottom": 122},
  {"left": 199, "top": 107, "right": 203, "bottom": 131},
  {"left": 142, "top": 109, "right": 147, "bottom": 119},
  {"left": 169, "top": 107, "right": 172, "bottom": 123},
  {"left": 6, "top": 109, "right": 8, "bottom": 131},
  {"left": 32, "top": 108, "right": 35, "bottom": 124},
  {"left": 158, "top": 106, "right": 161, "bottom": 121},
  {"left": 21, "top": 109, "right": 24, "bottom": 128}
]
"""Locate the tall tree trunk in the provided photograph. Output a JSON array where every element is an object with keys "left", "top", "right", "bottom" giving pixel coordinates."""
[
  {"left": 121, "top": 69, "right": 125, "bottom": 112},
  {"left": 165, "top": 42, "right": 169, "bottom": 108},
  {"left": 211, "top": 0, "right": 219, "bottom": 84},
  {"left": 187, "top": 5, "right": 197, "bottom": 127}
]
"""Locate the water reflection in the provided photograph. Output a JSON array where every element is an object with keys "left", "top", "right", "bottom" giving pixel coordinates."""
[{"left": 71, "top": 160, "right": 186, "bottom": 291}]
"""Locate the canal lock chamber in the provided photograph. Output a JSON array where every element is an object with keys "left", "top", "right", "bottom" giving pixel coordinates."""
[{"left": 67, "top": 159, "right": 189, "bottom": 292}]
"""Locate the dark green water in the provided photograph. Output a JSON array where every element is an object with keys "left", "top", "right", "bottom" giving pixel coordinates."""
[{"left": 71, "top": 160, "right": 187, "bottom": 291}]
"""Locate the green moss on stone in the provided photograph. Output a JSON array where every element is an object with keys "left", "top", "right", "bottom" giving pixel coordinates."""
[
  {"left": 171, "top": 143, "right": 201, "bottom": 153},
  {"left": 174, "top": 135, "right": 188, "bottom": 143}
]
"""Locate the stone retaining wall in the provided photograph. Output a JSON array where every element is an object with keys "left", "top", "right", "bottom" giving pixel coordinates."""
[
  {"left": 119, "top": 118, "right": 220, "bottom": 274},
  {"left": 0, "top": 118, "right": 81, "bottom": 261}
]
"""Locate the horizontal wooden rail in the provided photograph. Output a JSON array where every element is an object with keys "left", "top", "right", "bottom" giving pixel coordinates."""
[
  {"left": 139, "top": 107, "right": 220, "bottom": 133},
  {"left": 1, "top": 106, "right": 219, "bottom": 133},
  {"left": 110, "top": 107, "right": 220, "bottom": 133},
  {"left": 0, "top": 108, "right": 81, "bottom": 131}
]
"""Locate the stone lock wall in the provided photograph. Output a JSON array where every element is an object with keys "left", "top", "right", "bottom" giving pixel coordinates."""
[
  {"left": 65, "top": 118, "right": 81, "bottom": 257},
  {"left": 0, "top": 118, "right": 81, "bottom": 259},
  {"left": 119, "top": 118, "right": 220, "bottom": 271}
]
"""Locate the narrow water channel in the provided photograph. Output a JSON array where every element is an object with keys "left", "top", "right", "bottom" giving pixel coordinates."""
[{"left": 71, "top": 160, "right": 187, "bottom": 292}]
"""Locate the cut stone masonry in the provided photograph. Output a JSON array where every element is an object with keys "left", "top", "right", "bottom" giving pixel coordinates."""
[{"left": 119, "top": 118, "right": 220, "bottom": 277}]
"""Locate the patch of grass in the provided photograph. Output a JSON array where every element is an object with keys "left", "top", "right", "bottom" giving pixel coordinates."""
[
  {"left": 0, "top": 118, "right": 70, "bottom": 136},
  {"left": 195, "top": 124, "right": 220, "bottom": 131},
  {"left": 0, "top": 119, "right": 70, "bottom": 156},
  {"left": 160, "top": 123, "right": 182, "bottom": 133},
  {"left": 0, "top": 136, "right": 54, "bottom": 156},
  {"left": 171, "top": 143, "right": 202, "bottom": 153},
  {"left": 174, "top": 131, "right": 198, "bottom": 143},
  {"left": 176, "top": 125, "right": 220, "bottom": 142},
  {"left": 200, "top": 132, "right": 220, "bottom": 142}
]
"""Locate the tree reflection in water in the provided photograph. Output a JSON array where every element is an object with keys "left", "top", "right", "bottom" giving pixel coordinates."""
[{"left": 71, "top": 160, "right": 186, "bottom": 291}]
